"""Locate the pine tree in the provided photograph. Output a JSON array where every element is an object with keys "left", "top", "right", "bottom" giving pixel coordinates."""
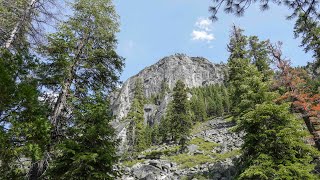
[
  {"left": 209, "top": 0, "right": 320, "bottom": 71},
  {"left": 0, "top": 49, "right": 50, "bottom": 179},
  {"left": 237, "top": 102, "right": 319, "bottom": 180},
  {"left": 127, "top": 78, "right": 147, "bottom": 152},
  {"left": 190, "top": 94, "right": 207, "bottom": 122},
  {"left": 49, "top": 95, "right": 119, "bottom": 179},
  {"left": 221, "top": 85, "right": 231, "bottom": 113},
  {"left": 215, "top": 92, "right": 224, "bottom": 116},
  {"left": 171, "top": 80, "right": 192, "bottom": 144},
  {"left": 248, "top": 36, "right": 273, "bottom": 81},
  {"left": 151, "top": 123, "right": 161, "bottom": 145},
  {"left": 34, "top": 0, "right": 124, "bottom": 178},
  {"left": 225, "top": 27, "right": 319, "bottom": 179},
  {"left": 206, "top": 96, "right": 216, "bottom": 117},
  {"left": 144, "top": 125, "right": 153, "bottom": 148},
  {"left": 159, "top": 103, "right": 174, "bottom": 142},
  {"left": 209, "top": 0, "right": 320, "bottom": 22},
  {"left": 227, "top": 25, "right": 248, "bottom": 61},
  {"left": 294, "top": 13, "right": 320, "bottom": 70},
  {"left": 227, "top": 26, "right": 272, "bottom": 116}
]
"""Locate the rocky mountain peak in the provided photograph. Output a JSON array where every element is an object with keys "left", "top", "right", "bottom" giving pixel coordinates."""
[{"left": 110, "top": 54, "right": 226, "bottom": 122}]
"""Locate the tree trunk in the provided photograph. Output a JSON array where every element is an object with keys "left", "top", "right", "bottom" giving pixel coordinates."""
[
  {"left": 28, "top": 38, "right": 87, "bottom": 179},
  {"left": 2, "top": 0, "right": 38, "bottom": 49}
]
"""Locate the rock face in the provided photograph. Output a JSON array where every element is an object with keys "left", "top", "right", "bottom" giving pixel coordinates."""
[
  {"left": 110, "top": 53, "right": 226, "bottom": 122},
  {"left": 110, "top": 54, "right": 226, "bottom": 153}
]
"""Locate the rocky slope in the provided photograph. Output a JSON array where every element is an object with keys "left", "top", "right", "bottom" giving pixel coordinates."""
[
  {"left": 110, "top": 54, "right": 226, "bottom": 153},
  {"left": 116, "top": 117, "right": 243, "bottom": 180}
]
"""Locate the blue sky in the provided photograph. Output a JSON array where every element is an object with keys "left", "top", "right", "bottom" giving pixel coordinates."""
[{"left": 114, "top": 0, "right": 313, "bottom": 81}]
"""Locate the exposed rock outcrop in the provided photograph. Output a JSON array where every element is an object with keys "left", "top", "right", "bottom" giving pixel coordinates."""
[
  {"left": 117, "top": 118, "right": 243, "bottom": 180},
  {"left": 110, "top": 54, "right": 226, "bottom": 153},
  {"left": 110, "top": 54, "right": 226, "bottom": 123}
]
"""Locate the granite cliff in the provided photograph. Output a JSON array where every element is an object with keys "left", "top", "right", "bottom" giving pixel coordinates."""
[
  {"left": 110, "top": 54, "right": 226, "bottom": 122},
  {"left": 110, "top": 54, "right": 227, "bottom": 152}
]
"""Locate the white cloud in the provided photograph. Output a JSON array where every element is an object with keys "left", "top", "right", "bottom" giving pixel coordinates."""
[
  {"left": 191, "top": 17, "right": 215, "bottom": 43},
  {"left": 191, "top": 30, "right": 215, "bottom": 42},
  {"left": 195, "top": 18, "right": 212, "bottom": 31}
]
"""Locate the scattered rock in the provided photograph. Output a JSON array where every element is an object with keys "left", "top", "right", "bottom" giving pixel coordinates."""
[
  {"left": 187, "top": 144, "right": 199, "bottom": 154},
  {"left": 117, "top": 117, "right": 243, "bottom": 180},
  {"left": 149, "top": 160, "right": 162, "bottom": 169}
]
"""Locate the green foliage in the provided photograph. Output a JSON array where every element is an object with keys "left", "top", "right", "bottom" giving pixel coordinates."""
[
  {"left": 141, "top": 145, "right": 180, "bottom": 159},
  {"left": 237, "top": 103, "right": 319, "bottom": 180},
  {"left": 226, "top": 26, "right": 319, "bottom": 179},
  {"left": 171, "top": 80, "right": 192, "bottom": 144},
  {"left": 144, "top": 125, "right": 153, "bottom": 148},
  {"left": 229, "top": 60, "right": 261, "bottom": 114},
  {"left": 122, "top": 159, "right": 145, "bottom": 167},
  {"left": 294, "top": 13, "right": 320, "bottom": 70},
  {"left": 248, "top": 36, "right": 273, "bottom": 81},
  {"left": 227, "top": 27, "right": 274, "bottom": 116},
  {"left": 49, "top": 95, "right": 119, "bottom": 179},
  {"left": 0, "top": 49, "right": 51, "bottom": 179},
  {"left": 190, "top": 121, "right": 207, "bottom": 135},
  {"left": 167, "top": 154, "right": 215, "bottom": 169},
  {"left": 0, "top": 0, "right": 31, "bottom": 49},
  {"left": 127, "top": 78, "right": 148, "bottom": 152},
  {"left": 148, "top": 81, "right": 170, "bottom": 105},
  {"left": 216, "top": 149, "right": 241, "bottom": 160},
  {"left": 210, "top": 0, "right": 320, "bottom": 72},
  {"left": 39, "top": 0, "right": 124, "bottom": 95},
  {"left": 151, "top": 123, "right": 161, "bottom": 145},
  {"left": 189, "top": 84, "right": 230, "bottom": 120},
  {"left": 190, "top": 95, "right": 207, "bottom": 122},
  {"left": 158, "top": 80, "right": 194, "bottom": 145},
  {"left": 159, "top": 83, "right": 231, "bottom": 145},
  {"left": 1, "top": 0, "right": 124, "bottom": 178},
  {"left": 37, "top": 0, "right": 124, "bottom": 178},
  {"left": 158, "top": 105, "right": 173, "bottom": 142},
  {"left": 228, "top": 26, "right": 248, "bottom": 60},
  {"left": 227, "top": 26, "right": 272, "bottom": 84},
  {"left": 188, "top": 138, "right": 219, "bottom": 153}
]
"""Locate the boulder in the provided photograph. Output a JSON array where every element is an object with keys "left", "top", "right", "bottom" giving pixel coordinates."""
[{"left": 132, "top": 164, "right": 161, "bottom": 179}]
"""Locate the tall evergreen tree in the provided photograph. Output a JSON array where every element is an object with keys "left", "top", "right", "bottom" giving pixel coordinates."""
[
  {"left": 237, "top": 102, "right": 319, "bottom": 179},
  {"left": 190, "top": 94, "right": 207, "bottom": 122},
  {"left": 32, "top": 0, "right": 124, "bottom": 178},
  {"left": 215, "top": 92, "right": 224, "bottom": 116},
  {"left": 209, "top": 0, "right": 320, "bottom": 71},
  {"left": 248, "top": 36, "right": 273, "bottom": 81},
  {"left": 225, "top": 27, "right": 319, "bottom": 179},
  {"left": 0, "top": 49, "right": 50, "bottom": 179},
  {"left": 221, "top": 85, "right": 231, "bottom": 113},
  {"left": 127, "top": 78, "right": 147, "bottom": 152},
  {"left": 171, "top": 80, "right": 192, "bottom": 144},
  {"left": 227, "top": 25, "right": 248, "bottom": 61},
  {"left": 159, "top": 102, "right": 174, "bottom": 142},
  {"left": 227, "top": 26, "right": 272, "bottom": 115},
  {"left": 49, "top": 95, "right": 119, "bottom": 179}
]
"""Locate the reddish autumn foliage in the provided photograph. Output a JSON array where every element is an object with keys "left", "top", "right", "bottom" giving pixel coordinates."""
[{"left": 270, "top": 42, "right": 320, "bottom": 146}]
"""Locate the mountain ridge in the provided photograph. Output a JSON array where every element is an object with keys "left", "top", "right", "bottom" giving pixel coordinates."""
[
  {"left": 110, "top": 53, "right": 226, "bottom": 121},
  {"left": 110, "top": 53, "right": 227, "bottom": 154}
]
